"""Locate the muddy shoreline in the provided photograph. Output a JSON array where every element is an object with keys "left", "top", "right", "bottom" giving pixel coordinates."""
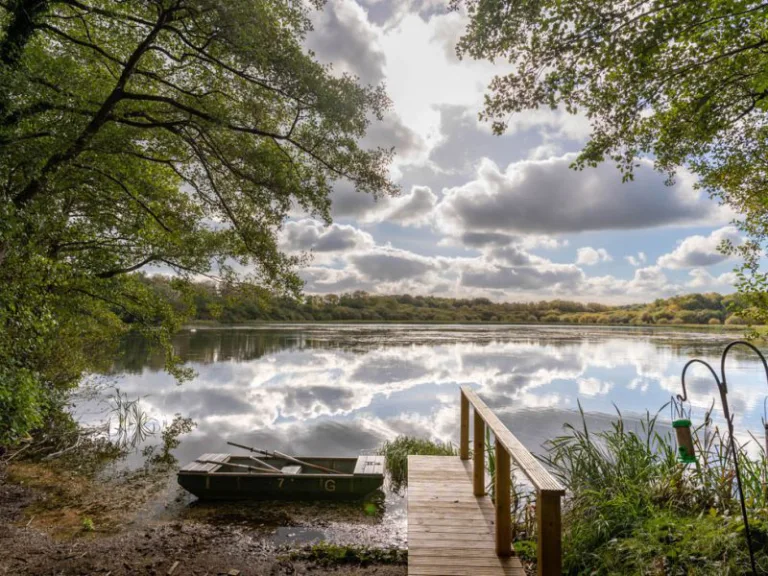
[{"left": 0, "top": 461, "right": 407, "bottom": 576}]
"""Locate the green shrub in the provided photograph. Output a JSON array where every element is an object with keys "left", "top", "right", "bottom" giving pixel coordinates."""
[{"left": 0, "top": 368, "right": 44, "bottom": 445}]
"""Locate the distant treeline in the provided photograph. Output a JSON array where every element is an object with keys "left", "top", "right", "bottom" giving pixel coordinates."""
[{"left": 139, "top": 276, "right": 748, "bottom": 326}]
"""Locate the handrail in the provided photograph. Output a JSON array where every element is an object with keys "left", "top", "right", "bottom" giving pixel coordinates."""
[
  {"left": 461, "top": 386, "right": 565, "bottom": 494},
  {"left": 459, "top": 385, "right": 563, "bottom": 576}
]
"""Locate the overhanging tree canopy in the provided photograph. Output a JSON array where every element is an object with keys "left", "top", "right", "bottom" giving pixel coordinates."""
[
  {"left": 454, "top": 0, "right": 768, "bottom": 321},
  {"left": 0, "top": 0, "right": 396, "bottom": 443}
]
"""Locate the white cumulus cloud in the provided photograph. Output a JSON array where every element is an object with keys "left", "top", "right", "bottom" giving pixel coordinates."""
[
  {"left": 576, "top": 247, "right": 612, "bottom": 266},
  {"left": 625, "top": 252, "right": 647, "bottom": 267},
  {"left": 280, "top": 219, "right": 374, "bottom": 256},
  {"left": 657, "top": 226, "right": 742, "bottom": 269},
  {"left": 436, "top": 155, "right": 730, "bottom": 237}
]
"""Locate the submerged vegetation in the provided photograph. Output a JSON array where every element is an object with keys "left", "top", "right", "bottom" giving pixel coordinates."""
[{"left": 289, "top": 543, "right": 407, "bottom": 567}]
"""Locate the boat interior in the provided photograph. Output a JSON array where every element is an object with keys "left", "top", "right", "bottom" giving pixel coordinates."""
[{"left": 210, "top": 455, "right": 359, "bottom": 475}]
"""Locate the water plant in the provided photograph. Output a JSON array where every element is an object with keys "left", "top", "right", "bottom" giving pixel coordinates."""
[
  {"left": 109, "top": 390, "right": 158, "bottom": 451},
  {"left": 379, "top": 436, "right": 456, "bottom": 491},
  {"left": 539, "top": 401, "right": 768, "bottom": 574},
  {"left": 142, "top": 414, "right": 196, "bottom": 467}
]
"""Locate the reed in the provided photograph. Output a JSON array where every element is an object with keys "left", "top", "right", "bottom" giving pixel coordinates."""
[
  {"left": 379, "top": 436, "right": 456, "bottom": 491},
  {"left": 539, "top": 401, "right": 768, "bottom": 574},
  {"left": 108, "top": 389, "right": 158, "bottom": 451}
]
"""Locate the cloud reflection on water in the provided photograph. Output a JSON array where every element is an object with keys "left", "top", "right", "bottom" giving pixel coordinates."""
[{"left": 94, "top": 326, "right": 768, "bottom": 469}]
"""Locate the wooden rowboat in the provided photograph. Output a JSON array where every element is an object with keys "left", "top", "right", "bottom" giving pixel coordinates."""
[{"left": 178, "top": 453, "right": 385, "bottom": 500}]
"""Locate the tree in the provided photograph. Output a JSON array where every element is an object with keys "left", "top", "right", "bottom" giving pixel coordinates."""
[
  {"left": 454, "top": 0, "right": 768, "bottom": 323},
  {"left": 0, "top": 0, "right": 396, "bottom": 444}
]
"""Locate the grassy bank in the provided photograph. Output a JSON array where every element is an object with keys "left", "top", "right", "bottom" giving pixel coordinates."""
[{"left": 545, "top": 405, "right": 768, "bottom": 573}]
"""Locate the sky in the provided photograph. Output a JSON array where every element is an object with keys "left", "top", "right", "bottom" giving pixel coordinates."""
[{"left": 279, "top": 0, "right": 743, "bottom": 305}]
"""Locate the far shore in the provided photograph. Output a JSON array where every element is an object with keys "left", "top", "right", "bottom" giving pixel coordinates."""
[{"left": 183, "top": 320, "right": 763, "bottom": 331}]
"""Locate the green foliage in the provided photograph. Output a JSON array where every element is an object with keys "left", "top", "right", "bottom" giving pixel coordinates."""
[
  {"left": 0, "top": 367, "right": 43, "bottom": 442},
  {"left": 142, "top": 413, "right": 196, "bottom": 467},
  {"left": 289, "top": 543, "right": 407, "bottom": 567},
  {"left": 379, "top": 435, "right": 457, "bottom": 491},
  {"left": 510, "top": 539, "right": 537, "bottom": 563},
  {"left": 80, "top": 516, "right": 95, "bottom": 532},
  {"left": 591, "top": 511, "right": 768, "bottom": 575},
  {"left": 540, "top": 403, "right": 768, "bottom": 574},
  {"left": 161, "top": 281, "right": 747, "bottom": 326},
  {"left": 454, "top": 0, "right": 768, "bottom": 330},
  {"left": 0, "top": 0, "right": 395, "bottom": 444}
]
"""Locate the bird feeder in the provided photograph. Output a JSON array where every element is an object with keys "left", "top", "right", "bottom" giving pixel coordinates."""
[
  {"left": 678, "top": 341, "right": 768, "bottom": 576},
  {"left": 672, "top": 418, "right": 696, "bottom": 464}
]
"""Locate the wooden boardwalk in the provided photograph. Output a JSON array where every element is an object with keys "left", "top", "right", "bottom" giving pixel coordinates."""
[{"left": 407, "top": 455, "right": 525, "bottom": 576}]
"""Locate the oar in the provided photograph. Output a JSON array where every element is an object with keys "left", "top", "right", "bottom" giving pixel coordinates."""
[
  {"left": 271, "top": 450, "right": 343, "bottom": 475},
  {"left": 227, "top": 441, "right": 342, "bottom": 475},
  {"left": 247, "top": 455, "right": 282, "bottom": 472},
  {"left": 196, "top": 459, "right": 276, "bottom": 474},
  {"left": 228, "top": 441, "right": 265, "bottom": 454},
  {"left": 227, "top": 441, "right": 292, "bottom": 473}
]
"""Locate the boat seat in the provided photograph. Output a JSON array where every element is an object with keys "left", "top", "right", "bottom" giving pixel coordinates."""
[{"left": 281, "top": 465, "right": 302, "bottom": 475}]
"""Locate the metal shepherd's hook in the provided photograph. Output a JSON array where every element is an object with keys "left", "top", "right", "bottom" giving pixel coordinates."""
[{"left": 678, "top": 340, "right": 768, "bottom": 576}]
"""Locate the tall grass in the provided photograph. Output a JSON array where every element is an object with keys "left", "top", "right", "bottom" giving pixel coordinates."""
[
  {"left": 379, "top": 436, "right": 456, "bottom": 491},
  {"left": 539, "top": 401, "right": 768, "bottom": 574}
]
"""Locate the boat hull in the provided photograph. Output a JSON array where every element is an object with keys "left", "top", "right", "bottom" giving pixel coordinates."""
[
  {"left": 177, "top": 454, "right": 385, "bottom": 501},
  {"left": 178, "top": 473, "right": 384, "bottom": 501}
]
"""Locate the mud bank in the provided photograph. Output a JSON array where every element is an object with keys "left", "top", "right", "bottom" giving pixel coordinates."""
[{"left": 0, "top": 461, "right": 407, "bottom": 576}]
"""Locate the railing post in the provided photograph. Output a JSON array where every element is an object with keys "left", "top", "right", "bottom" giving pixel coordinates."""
[
  {"left": 460, "top": 391, "right": 469, "bottom": 460},
  {"left": 537, "top": 491, "right": 562, "bottom": 576},
  {"left": 473, "top": 410, "right": 485, "bottom": 496},
  {"left": 494, "top": 438, "right": 512, "bottom": 557}
]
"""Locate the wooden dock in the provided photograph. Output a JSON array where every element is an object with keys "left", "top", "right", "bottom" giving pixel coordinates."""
[
  {"left": 406, "top": 386, "right": 565, "bottom": 576},
  {"left": 408, "top": 455, "right": 525, "bottom": 575}
]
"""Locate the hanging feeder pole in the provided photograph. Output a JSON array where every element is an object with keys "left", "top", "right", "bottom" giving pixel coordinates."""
[{"left": 678, "top": 340, "right": 768, "bottom": 576}]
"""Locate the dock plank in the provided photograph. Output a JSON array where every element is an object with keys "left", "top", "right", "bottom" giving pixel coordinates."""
[{"left": 407, "top": 456, "right": 524, "bottom": 576}]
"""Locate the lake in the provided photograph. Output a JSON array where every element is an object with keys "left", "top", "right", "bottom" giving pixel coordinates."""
[{"left": 77, "top": 324, "right": 768, "bottom": 546}]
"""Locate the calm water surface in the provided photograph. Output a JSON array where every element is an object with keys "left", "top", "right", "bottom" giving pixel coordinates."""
[{"left": 79, "top": 324, "right": 768, "bottom": 546}]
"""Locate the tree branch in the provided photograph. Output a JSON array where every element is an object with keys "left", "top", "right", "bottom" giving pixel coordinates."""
[
  {"left": 12, "top": 6, "right": 176, "bottom": 208},
  {"left": 71, "top": 162, "right": 174, "bottom": 233},
  {"left": 96, "top": 255, "right": 159, "bottom": 278}
]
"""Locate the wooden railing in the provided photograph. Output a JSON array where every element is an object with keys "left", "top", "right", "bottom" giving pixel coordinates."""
[{"left": 459, "top": 385, "right": 565, "bottom": 576}]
